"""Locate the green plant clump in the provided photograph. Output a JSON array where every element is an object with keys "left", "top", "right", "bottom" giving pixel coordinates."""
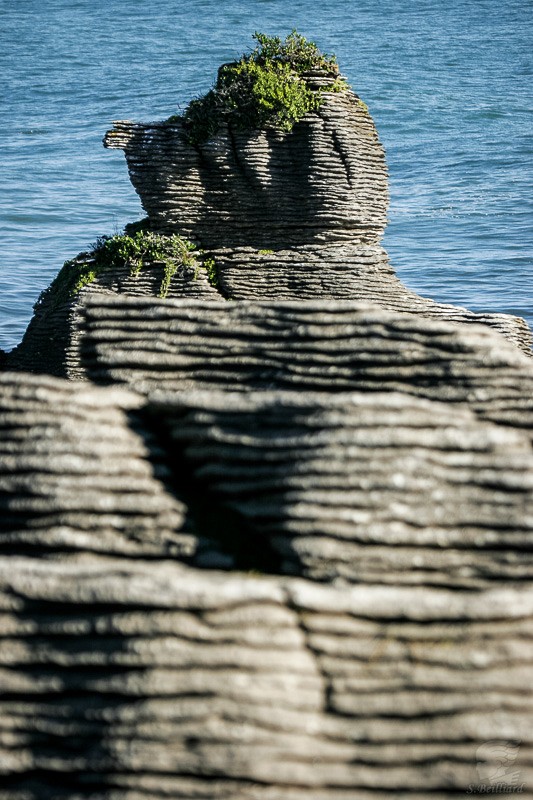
[
  {"left": 177, "top": 31, "right": 347, "bottom": 145},
  {"left": 37, "top": 229, "right": 207, "bottom": 310},
  {"left": 201, "top": 257, "right": 219, "bottom": 287}
]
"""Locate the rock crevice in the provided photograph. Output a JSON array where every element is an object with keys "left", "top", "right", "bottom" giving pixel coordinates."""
[{"left": 1, "top": 37, "right": 532, "bottom": 797}]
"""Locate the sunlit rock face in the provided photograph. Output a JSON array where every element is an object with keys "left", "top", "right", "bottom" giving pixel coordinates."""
[
  {"left": 104, "top": 76, "right": 389, "bottom": 251},
  {"left": 0, "top": 371, "right": 532, "bottom": 796},
  {"left": 6, "top": 69, "right": 531, "bottom": 381},
  {"left": 78, "top": 296, "right": 533, "bottom": 437},
  {"left": 104, "top": 79, "right": 531, "bottom": 353},
  {"left": 1, "top": 53, "right": 533, "bottom": 794}
]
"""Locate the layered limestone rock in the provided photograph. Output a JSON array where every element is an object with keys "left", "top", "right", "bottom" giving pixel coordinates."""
[
  {"left": 6, "top": 64, "right": 531, "bottom": 379},
  {"left": 7, "top": 249, "right": 219, "bottom": 378},
  {"left": 3, "top": 369, "right": 532, "bottom": 587},
  {"left": 0, "top": 372, "right": 195, "bottom": 560},
  {"left": 79, "top": 296, "right": 533, "bottom": 438},
  {"left": 2, "top": 38, "right": 533, "bottom": 798},
  {"left": 147, "top": 388, "right": 533, "bottom": 587},
  {"left": 1, "top": 558, "right": 532, "bottom": 798},
  {"left": 1, "top": 371, "right": 533, "bottom": 795},
  {"left": 103, "top": 88, "right": 388, "bottom": 249},
  {"left": 103, "top": 82, "right": 531, "bottom": 354}
]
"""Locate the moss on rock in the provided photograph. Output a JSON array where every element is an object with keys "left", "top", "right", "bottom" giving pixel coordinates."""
[
  {"left": 36, "top": 229, "right": 201, "bottom": 311},
  {"left": 173, "top": 31, "right": 348, "bottom": 145}
]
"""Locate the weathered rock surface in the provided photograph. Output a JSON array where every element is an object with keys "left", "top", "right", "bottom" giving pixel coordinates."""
[
  {"left": 7, "top": 257, "right": 219, "bottom": 378},
  {"left": 2, "top": 355, "right": 533, "bottom": 796},
  {"left": 1, "top": 557, "right": 532, "bottom": 798},
  {"left": 79, "top": 296, "right": 533, "bottom": 438},
  {"left": 147, "top": 388, "right": 533, "bottom": 588},
  {"left": 2, "top": 56, "right": 533, "bottom": 799},
  {"left": 7, "top": 78, "right": 531, "bottom": 380},
  {"left": 0, "top": 372, "right": 194, "bottom": 559},
  {"left": 3, "top": 370, "right": 532, "bottom": 590},
  {"left": 103, "top": 88, "right": 389, "bottom": 249},
  {"left": 102, "top": 86, "right": 531, "bottom": 354}
]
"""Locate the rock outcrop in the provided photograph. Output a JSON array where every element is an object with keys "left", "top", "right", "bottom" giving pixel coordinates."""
[
  {"left": 7, "top": 68, "right": 531, "bottom": 377},
  {"left": 103, "top": 88, "right": 388, "bottom": 250},
  {"left": 102, "top": 85, "right": 531, "bottom": 354},
  {"left": 147, "top": 388, "right": 533, "bottom": 587},
  {"left": 1, "top": 557, "right": 532, "bottom": 799},
  {"left": 7, "top": 251, "right": 219, "bottom": 378},
  {"left": 0, "top": 372, "right": 194, "bottom": 559},
  {"left": 3, "top": 370, "right": 532, "bottom": 586},
  {"left": 2, "top": 36, "right": 533, "bottom": 798},
  {"left": 1, "top": 371, "right": 532, "bottom": 797},
  {"left": 79, "top": 296, "right": 533, "bottom": 437}
]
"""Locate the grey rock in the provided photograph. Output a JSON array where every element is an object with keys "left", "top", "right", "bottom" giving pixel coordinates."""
[
  {"left": 0, "top": 371, "right": 195, "bottom": 559},
  {"left": 103, "top": 88, "right": 531, "bottom": 353},
  {"left": 0, "top": 557, "right": 531, "bottom": 797},
  {"left": 145, "top": 387, "right": 533, "bottom": 588},
  {"left": 8, "top": 82, "right": 530, "bottom": 378},
  {"left": 7, "top": 258, "right": 220, "bottom": 378},
  {"left": 79, "top": 296, "right": 533, "bottom": 438},
  {"left": 1, "top": 367, "right": 532, "bottom": 587},
  {"left": 103, "top": 91, "right": 388, "bottom": 250},
  {"left": 0, "top": 369, "right": 532, "bottom": 795},
  {"left": 1, "top": 59, "right": 532, "bottom": 799}
]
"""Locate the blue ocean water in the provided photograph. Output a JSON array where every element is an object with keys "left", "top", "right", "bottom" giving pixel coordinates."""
[{"left": 1, "top": 0, "right": 532, "bottom": 350}]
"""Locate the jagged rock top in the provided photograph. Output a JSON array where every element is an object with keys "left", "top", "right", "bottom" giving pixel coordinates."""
[
  {"left": 99, "top": 53, "right": 532, "bottom": 352},
  {"left": 105, "top": 33, "right": 386, "bottom": 249}
]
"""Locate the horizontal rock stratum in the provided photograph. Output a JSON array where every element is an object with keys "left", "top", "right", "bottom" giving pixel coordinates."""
[
  {"left": 1, "top": 369, "right": 533, "bottom": 796},
  {"left": 79, "top": 296, "right": 533, "bottom": 436},
  {"left": 1, "top": 556, "right": 533, "bottom": 798},
  {"left": 1, "top": 33, "right": 532, "bottom": 798}
]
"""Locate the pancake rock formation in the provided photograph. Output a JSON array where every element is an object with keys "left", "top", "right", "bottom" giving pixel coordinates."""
[
  {"left": 101, "top": 75, "right": 531, "bottom": 351},
  {"left": 1, "top": 371, "right": 533, "bottom": 798},
  {"left": 8, "top": 34, "right": 532, "bottom": 375},
  {"left": 1, "top": 32, "right": 533, "bottom": 799}
]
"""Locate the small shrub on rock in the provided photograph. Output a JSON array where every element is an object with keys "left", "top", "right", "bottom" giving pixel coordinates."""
[
  {"left": 36, "top": 229, "right": 201, "bottom": 309},
  {"left": 176, "top": 31, "right": 347, "bottom": 145}
]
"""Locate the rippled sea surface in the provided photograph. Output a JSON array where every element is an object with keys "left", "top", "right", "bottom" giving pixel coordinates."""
[{"left": 1, "top": 0, "right": 532, "bottom": 350}]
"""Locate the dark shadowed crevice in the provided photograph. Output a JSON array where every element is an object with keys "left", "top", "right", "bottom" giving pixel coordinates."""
[{"left": 127, "top": 408, "right": 284, "bottom": 575}]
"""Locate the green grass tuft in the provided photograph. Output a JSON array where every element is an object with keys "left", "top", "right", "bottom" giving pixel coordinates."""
[
  {"left": 36, "top": 229, "right": 200, "bottom": 309},
  {"left": 175, "top": 31, "right": 348, "bottom": 145}
]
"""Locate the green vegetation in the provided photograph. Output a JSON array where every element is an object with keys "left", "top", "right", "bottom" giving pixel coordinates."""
[
  {"left": 173, "top": 31, "right": 347, "bottom": 145},
  {"left": 202, "top": 257, "right": 219, "bottom": 287},
  {"left": 36, "top": 229, "right": 212, "bottom": 310}
]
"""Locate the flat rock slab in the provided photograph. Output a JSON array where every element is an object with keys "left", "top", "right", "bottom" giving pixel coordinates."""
[
  {"left": 0, "top": 556, "right": 531, "bottom": 798},
  {"left": 206, "top": 244, "right": 532, "bottom": 352},
  {"left": 80, "top": 296, "right": 533, "bottom": 436},
  {"left": 0, "top": 372, "right": 195, "bottom": 559}
]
